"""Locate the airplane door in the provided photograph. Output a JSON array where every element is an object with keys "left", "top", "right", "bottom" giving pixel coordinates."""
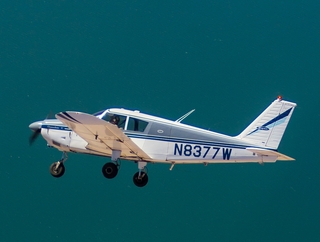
[{"left": 142, "top": 122, "right": 171, "bottom": 160}]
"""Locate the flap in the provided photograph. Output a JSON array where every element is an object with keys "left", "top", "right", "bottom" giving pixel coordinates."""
[{"left": 56, "top": 112, "right": 150, "bottom": 160}]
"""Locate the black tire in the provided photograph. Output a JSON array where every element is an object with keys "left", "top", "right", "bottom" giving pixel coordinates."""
[
  {"left": 102, "top": 162, "right": 118, "bottom": 179},
  {"left": 133, "top": 172, "right": 148, "bottom": 187},
  {"left": 49, "top": 162, "right": 65, "bottom": 178}
]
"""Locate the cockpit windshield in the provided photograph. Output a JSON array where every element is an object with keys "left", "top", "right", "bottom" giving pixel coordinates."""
[
  {"left": 92, "top": 110, "right": 105, "bottom": 117},
  {"left": 93, "top": 110, "right": 149, "bottom": 132}
]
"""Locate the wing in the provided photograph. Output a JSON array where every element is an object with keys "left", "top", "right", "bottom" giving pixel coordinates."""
[{"left": 56, "top": 112, "right": 150, "bottom": 160}]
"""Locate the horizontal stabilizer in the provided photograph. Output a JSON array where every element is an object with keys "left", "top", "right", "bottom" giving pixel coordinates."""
[{"left": 246, "top": 148, "right": 294, "bottom": 161}]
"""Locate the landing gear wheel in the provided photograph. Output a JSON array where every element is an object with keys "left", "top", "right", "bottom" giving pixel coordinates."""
[
  {"left": 102, "top": 162, "right": 118, "bottom": 179},
  {"left": 49, "top": 162, "right": 65, "bottom": 178},
  {"left": 133, "top": 172, "right": 148, "bottom": 187}
]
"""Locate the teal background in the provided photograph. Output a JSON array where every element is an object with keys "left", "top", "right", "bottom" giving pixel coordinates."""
[{"left": 1, "top": 1, "right": 319, "bottom": 241}]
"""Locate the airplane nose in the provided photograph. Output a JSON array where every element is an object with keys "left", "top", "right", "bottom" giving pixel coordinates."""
[{"left": 29, "top": 121, "right": 42, "bottom": 131}]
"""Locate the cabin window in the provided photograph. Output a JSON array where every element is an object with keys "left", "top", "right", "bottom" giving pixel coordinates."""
[
  {"left": 103, "top": 114, "right": 127, "bottom": 129},
  {"left": 127, "top": 118, "right": 148, "bottom": 132}
]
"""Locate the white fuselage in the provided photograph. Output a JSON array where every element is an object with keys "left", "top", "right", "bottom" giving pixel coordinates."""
[{"left": 40, "top": 113, "right": 278, "bottom": 165}]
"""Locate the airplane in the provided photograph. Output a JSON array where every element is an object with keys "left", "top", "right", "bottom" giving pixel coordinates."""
[{"left": 29, "top": 96, "right": 296, "bottom": 187}]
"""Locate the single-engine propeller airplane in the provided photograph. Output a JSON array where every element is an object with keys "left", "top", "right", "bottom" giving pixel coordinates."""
[{"left": 29, "top": 96, "right": 296, "bottom": 187}]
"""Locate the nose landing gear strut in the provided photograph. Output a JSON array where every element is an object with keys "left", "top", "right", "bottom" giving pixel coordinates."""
[{"left": 49, "top": 152, "right": 68, "bottom": 178}]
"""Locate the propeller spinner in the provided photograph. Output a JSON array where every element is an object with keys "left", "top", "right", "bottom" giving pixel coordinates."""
[{"left": 29, "top": 121, "right": 43, "bottom": 145}]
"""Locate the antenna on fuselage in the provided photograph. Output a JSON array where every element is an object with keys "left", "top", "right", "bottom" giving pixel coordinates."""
[{"left": 175, "top": 109, "right": 195, "bottom": 123}]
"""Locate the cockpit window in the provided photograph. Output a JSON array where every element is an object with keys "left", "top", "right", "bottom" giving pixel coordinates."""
[
  {"left": 103, "top": 113, "right": 126, "bottom": 129},
  {"left": 127, "top": 118, "right": 148, "bottom": 132}
]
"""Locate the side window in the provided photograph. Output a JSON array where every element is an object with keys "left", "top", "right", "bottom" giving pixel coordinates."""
[
  {"left": 103, "top": 114, "right": 127, "bottom": 129},
  {"left": 127, "top": 118, "right": 148, "bottom": 132}
]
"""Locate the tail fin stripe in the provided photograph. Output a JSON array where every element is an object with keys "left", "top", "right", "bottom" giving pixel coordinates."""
[
  {"left": 263, "top": 107, "right": 292, "bottom": 127},
  {"left": 237, "top": 98, "right": 296, "bottom": 149},
  {"left": 246, "top": 107, "right": 293, "bottom": 137}
]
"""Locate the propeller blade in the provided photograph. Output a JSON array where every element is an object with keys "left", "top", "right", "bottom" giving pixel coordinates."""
[
  {"left": 46, "top": 111, "right": 54, "bottom": 119},
  {"left": 29, "top": 129, "right": 41, "bottom": 145}
]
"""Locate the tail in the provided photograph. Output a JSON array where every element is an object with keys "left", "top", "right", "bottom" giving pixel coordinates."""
[{"left": 237, "top": 97, "right": 297, "bottom": 150}]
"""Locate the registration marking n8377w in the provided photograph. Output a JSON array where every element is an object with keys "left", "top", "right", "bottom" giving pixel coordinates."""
[{"left": 174, "top": 143, "right": 232, "bottom": 160}]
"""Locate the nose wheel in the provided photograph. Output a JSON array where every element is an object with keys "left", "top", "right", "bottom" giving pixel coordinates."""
[
  {"left": 50, "top": 162, "right": 65, "bottom": 178},
  {"left": 133, "top": 171, "right": 148, "bottom": 187},
  {"left": 49, "top": 152, "right": 67, "bottom": 178}
]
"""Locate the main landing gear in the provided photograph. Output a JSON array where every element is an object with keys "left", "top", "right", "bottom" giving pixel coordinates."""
[
  {"left": 101, "top": 160, "right": 149, "bottom": 187},
  {"left": 102, "top": 162, "right": 119, "bottom": 179},
  {"left": 102, "top": 150, "right": 120, "bottom": 179},
  {"left": 133, "top": 171, "right": 148, "bottom": 187},
  {"left": 49, "top": 151, "right": 149, "bottom": 187},
  {"left": 49, "top": 152, "right": 68, "bottom": 178},
  {"left": 132, "top": 161, "right": 148, "bottom": 187}
]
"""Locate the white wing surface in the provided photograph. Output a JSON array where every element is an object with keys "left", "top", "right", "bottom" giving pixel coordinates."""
[{"left": 56, "top": 112, "right": 150, "bottom": 160}]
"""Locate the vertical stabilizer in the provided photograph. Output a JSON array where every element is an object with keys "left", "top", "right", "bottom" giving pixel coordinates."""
[{"left": 237, "top": 97, "right": 296, "bottom": 150}]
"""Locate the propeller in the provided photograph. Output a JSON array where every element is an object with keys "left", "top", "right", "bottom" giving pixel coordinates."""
[
  {"left": 29, "top": 120, "right": 44, "bottom": 145},
  {"left": 29, "top": 112, "right": 53, "bottom": 145},
  {"left": 29, "top": 129, "right": 41, "bottom": 145},
  {"left": 46, "top": 111, "right": 54, "bottom": 119}
]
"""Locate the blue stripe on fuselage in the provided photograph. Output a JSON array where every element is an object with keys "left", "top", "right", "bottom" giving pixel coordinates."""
[
  {"left": 41, "top": 125, "right": 273, "bottom": 151},
  {"left": 125, "top": 133, "right": 271, "bottom": 150},
  {"left": 42, "top": 124, "right": 71, "bottom": 131}
]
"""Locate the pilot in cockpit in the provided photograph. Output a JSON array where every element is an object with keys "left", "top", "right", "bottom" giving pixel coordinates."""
[{"left": 110, "top": 115, "right": 120, "bottom": 126}]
